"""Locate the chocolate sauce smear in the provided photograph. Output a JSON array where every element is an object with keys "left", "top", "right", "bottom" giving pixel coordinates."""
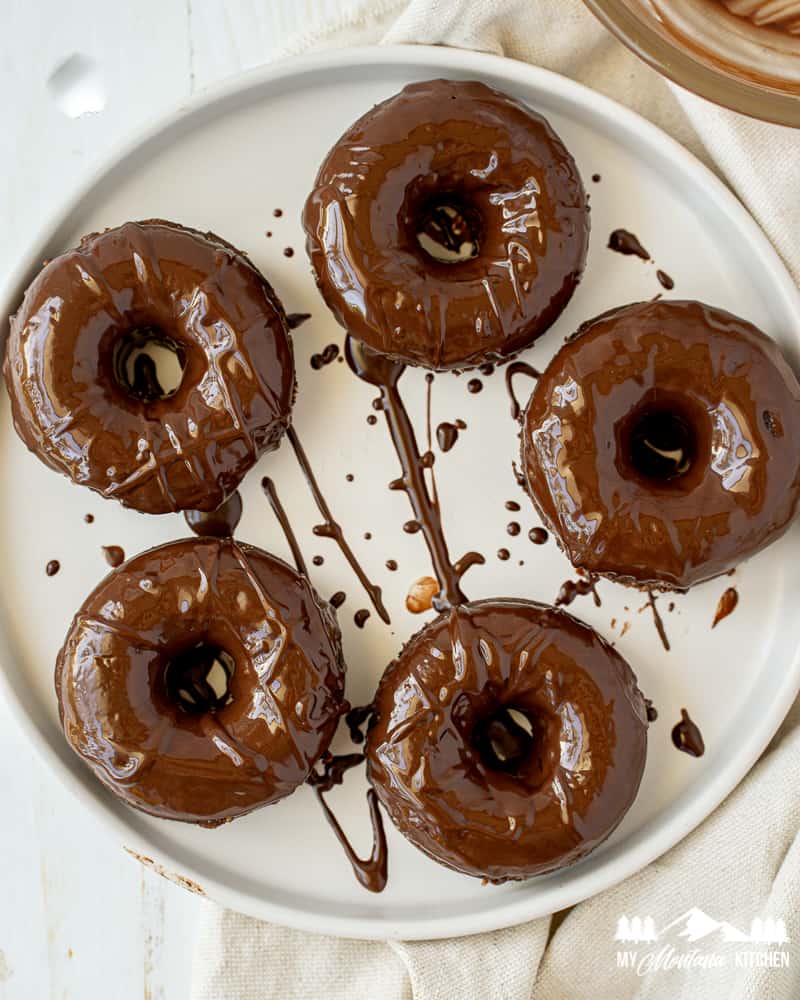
[
  {"left": 505, "top": 362, "right": 541, "bottom": 421},
  {"left": 608, "top": 229, "right": 650, "bottom": 261},
  {"left": 646, "top": 589, "right": 671, "bottom": 652},
  {"left": 184, "top": 490, "right": 242, "bottom": 538},
  {"left": 308, "top": 754, "right": 388, "bottom": 893},
  {"left": 101, "top": 546, "right": 125, "bottom": 568},
  {"left": 712, "top": 587, "right": 739, "bottom": 628},
  {"left": 656, "top": 270, "right": 675, "bottom": 291},
  {"left": 345, "top": 336, "right": 484, "bottom": 610},
  {"left": 261, "top": 476, "right": 308, "bottom": 577},
  {"left": 287, "top": 427, "right": 389, "bottom": 623},
  {"left": 286, "top": 312, "right": 311, "bottom": 331},
  {"left": 46, "top": 559, "right": 60, "bottom": 576},
  {"left": 671, "top": 708, "right": 705, "bottom": 757}
]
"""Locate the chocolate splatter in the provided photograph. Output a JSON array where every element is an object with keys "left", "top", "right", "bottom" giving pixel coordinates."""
[
  {"left": 287, "top": 312, "right": 311, "bottom": 330},
  {"left": 712, "top": 587, "right": 739, "bottom": 628},
  {"left": 671, "top": 709, "right": 705, "bottom": 757},
  {"left": 529, "top": 527, "right": 548, "bottom": 545},
  {"left": 101, "top": 546, "right": 125, "bottom": 568},
  {"left": 46, "top": 560, "right": 60, "bottom": 576},
  {"left": 656, "top": 270, "right": 675, "bottom": 291},
  {"left": 608, "top": 229, "right": 650, "bottom": 260}
]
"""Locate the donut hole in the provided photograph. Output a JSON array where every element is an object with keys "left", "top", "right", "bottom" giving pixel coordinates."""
[
  {"left": 618, "top": 394, "right": 710, "bottom": 488},
  {"left": 473, "top": 706, "right": 540, "bottom": 774},
  {"left": 163, "top": 642, "right": 235, "bottom": 715},
  {"left": 113, "top": 327, "right": 186, "bottom": 402},
  {"left": 629, "top": 409, "right": 694, "bottom": 481},
  {"left": 415, "top": 196, "right": 482, "bottom": 264}
]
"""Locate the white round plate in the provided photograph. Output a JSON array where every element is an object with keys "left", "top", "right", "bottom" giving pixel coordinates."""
[{"left": 1, "top": 45, "right": 799, "bottom": 941}]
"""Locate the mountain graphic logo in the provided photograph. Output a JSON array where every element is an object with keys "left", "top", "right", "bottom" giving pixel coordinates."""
[{"left": 615, "top": 908, "right": 789, "bottom": 945}]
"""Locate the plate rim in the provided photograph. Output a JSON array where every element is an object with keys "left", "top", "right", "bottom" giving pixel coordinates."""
[{"left": 1, "top": 42, "right": 799, "bottom": 941}]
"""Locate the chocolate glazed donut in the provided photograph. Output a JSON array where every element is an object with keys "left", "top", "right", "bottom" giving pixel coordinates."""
[
  {"left": 56, "top": 538, "right": 345, "bottom": 825},
  {"left": 303, "top": 79, "right": 589, "bottom": 370},
  {"left": 366, "top": 600, "right": 648, "bottom": 881},
  {"left": 522, "top": 300, "right": 800, "bottom": 590},
  {"left": 4, "top": 220, "right": 295, "bottom": 514}
]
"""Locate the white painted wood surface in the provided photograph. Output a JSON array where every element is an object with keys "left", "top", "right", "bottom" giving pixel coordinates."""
[{"left": 0, "top": 2, "right": 349, "bottom": 996}]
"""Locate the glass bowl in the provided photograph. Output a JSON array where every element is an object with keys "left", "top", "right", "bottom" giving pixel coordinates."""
[{"left": 583, "top": 0, "right": 800, "bottom": 126}]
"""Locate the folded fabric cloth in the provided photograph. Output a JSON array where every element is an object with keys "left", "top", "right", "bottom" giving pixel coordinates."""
[{"left": 192, "top": 3, "right": 800, "bottom": 998}]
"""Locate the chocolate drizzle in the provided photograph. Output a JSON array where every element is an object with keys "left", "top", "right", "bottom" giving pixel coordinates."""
[
  {"left": 345, "top": 704, "right": 374, "bottom": 745},
  {"left": 261, "top": 477, "right": 308, "bottom": 577},
  {"left": 712, "top": 587, "right": 739, "bottom": 628},
  {"left": 287, "top": 426, "right": 389, "bottom": 623},
  {"left": 308, "top": 754, "right": 388, "bottom": 893},
  {"left": 505, "top": 362, "right": 541, "bottom": 421},
  {"left": 646, "top": 589, "right": 671, "bottom": 652},
  {"left": 184, "top": 491, "right": 243, "bottom": 538},
  {"left": 671, "top": 709, "right": 705, "bottom": 757},
  {"left": 608, "top": 229, "right": 650, "bottom": 260},
  {"left": 345, "top": 336, "right": 484, "bottom": 611}
]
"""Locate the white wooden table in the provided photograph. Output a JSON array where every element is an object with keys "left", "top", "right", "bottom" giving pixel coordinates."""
[{"left": 0, "top": 2, "right": 347, "bottom": 996}]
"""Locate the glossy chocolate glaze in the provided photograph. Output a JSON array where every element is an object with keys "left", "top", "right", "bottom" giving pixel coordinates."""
[
  {"left": 303, "top": 80, "right": 589, "bottom": 370},
  {"left": 366, "top": 599, "right": 648, "bottom": 881},
  {"left": 522, "top": 300, "right": 800, "bottom": 590},
  {"left": 56, "top": 538, "right": 345, "bottom": 825},
  {"left": 184, "top": 490, "right": 243, "bottom": 538},
  {"left": 5, "top": 221, "right": 295, "bottom": 514}
]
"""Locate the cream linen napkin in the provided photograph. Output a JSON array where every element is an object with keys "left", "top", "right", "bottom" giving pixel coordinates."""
[{"left": 192, "top": 3, "right": 800, "bottom": 998}]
